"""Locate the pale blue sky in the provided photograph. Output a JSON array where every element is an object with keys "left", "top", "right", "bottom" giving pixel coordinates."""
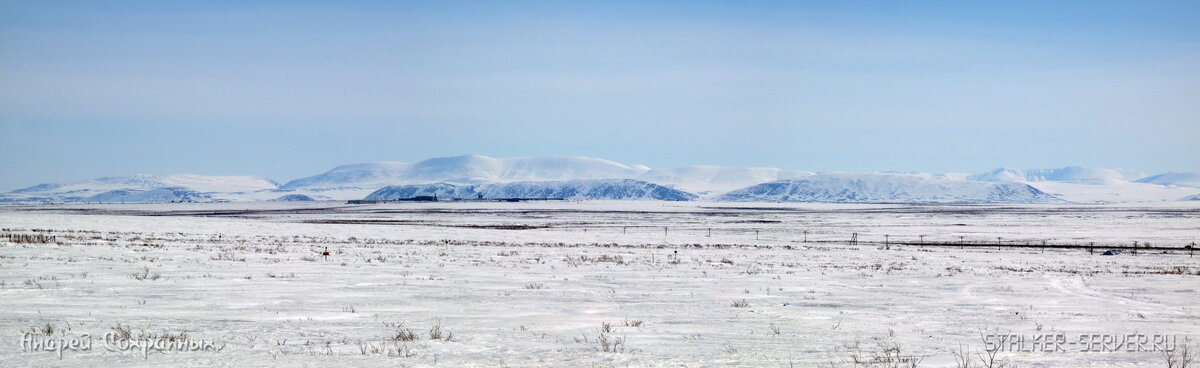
[{"left": 1, "top": 1, "right": 1198, "bottom": 189}]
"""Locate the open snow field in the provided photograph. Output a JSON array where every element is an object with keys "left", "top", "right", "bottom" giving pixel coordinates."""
[{"left": 1, "top": 201, "right": 1198, "bottom": 367}]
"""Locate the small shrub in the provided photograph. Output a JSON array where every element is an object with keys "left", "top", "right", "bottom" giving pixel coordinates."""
[
  {"left": 212, "top": 252, "right": 246, "bottom": 262},
  {"left": 598, "top": 332, "right": 626, "bottom": 353},
  {"left": 1164, "top": 340, "right": 1194, "bottom": 368},
  {"left": 392, "top": 329, "right": 418, "bottom": 342},
  {"left": 131, "top": 266, "right": 161, "bottom": 281},
  {"left": 429, "top": 320, "right": 452, "bottom": 341},
  {"left": 111, "top": 324, "right": 133, "bottom": 340}
]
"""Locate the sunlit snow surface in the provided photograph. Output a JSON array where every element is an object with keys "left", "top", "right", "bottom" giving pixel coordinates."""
[{"left": 1, "top": 201, "right": 1197, "bottom": 367}]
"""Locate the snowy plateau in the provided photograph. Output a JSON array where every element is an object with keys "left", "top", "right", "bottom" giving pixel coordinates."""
[{"left": 2, "top": 155, "right": 1199, "bottom": 204}]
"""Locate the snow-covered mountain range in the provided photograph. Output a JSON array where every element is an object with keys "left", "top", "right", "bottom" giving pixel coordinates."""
[
  {"left": 365, "top": 179, "right": 697, "bottom": 201},
  {"left": 717, "top": 173, "right": 1058, "bottom": 203},
  {"left": 282, "top": 155, "right": 650, "bottom": 189},
  {"left": 968, "top": 166, "right": 1133, "bottom": 185},
  {"left": 2, "top": 155, "right": 1198, "bottom": 203},
  {"left": 83, "top": 187, "right": 213, "bottom": 203},
  {"left": 967, "top": 166, "right": 1197, "bottom": 203},
  {"left": 639, "top": 166, "right": 814, "bottom": 195},
  {"left": 1134, "top": 172, "right": 1200, "bottom": 187},
  {"left": 1, "top": 174, "right": 278, "bottom": 203}
]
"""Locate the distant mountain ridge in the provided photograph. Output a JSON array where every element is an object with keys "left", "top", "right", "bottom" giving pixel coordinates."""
[
  {"left": 1135, "top": 172, "right": 1200, "bottom": 187},
  {"left": 365, "top": 179, "right": 697, "bottom": 201},
  {"left": 969, "top": 166, "right": 1130, "bottom": 185},
  {"left": 2, "top": 155, "right": 1197, "bottom": 203},
  {"left": 2, "top": 174, "right": 278, "bottom": 202},
  {"left": 717, "top": 173, "right": 1059, "bottom": 203},
  {"left": 283, "top": 155, "right": 650, "bottom": 189},
  {"left": 284, "top": 155, "right": 815, "bottom": 196},
  {"left": 639, "top": 166, "right": 814, "bottom": 195},
  {"left": 85, "top": 187, "right": 212, "bottom": 203}
]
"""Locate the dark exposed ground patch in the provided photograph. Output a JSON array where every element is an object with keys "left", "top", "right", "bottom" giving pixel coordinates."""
[{"left": 300, "top": 219, "right": 549, "bottom": 230}]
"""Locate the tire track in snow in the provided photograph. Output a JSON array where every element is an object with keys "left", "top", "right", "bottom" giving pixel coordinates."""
[{"left": 1046, "top": 275, "right": 1182, "bottom": 316}]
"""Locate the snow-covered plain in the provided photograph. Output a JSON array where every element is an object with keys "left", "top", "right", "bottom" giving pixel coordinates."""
[{"left": 1, "top": 201, "right": 1198, "bottom": 367}]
